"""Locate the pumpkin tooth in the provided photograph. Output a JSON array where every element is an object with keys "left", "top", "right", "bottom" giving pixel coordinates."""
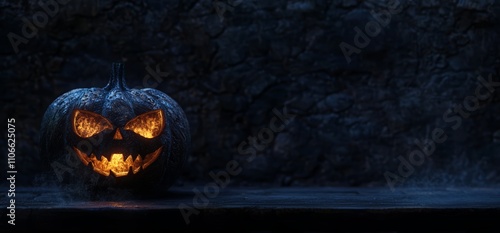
[
  {"left": 125, "top": 155, "right": 133, "bottom": 163},
  {"left": 133, "top": 155, "right": 142, "bottom": 174},
  {"left": 124, "top": 155, "right": 134, "bottom": 175},
  {"left": 92, "top": 154, "right": 110, "bottom": 176},
  {"left": 88, "top": 154, "right": 109, "bottom": 175},
  {"left": 99, "top": 156, "right": 109, "bottom": 174},
  {"left": 73, "top": 147, "right": 91, "bottom": 165},
  {"left": 143, "top": 146, "right": 162, "bottom": 169},
  {"left": 109, "top": 154, "right": 129, "bottom": 177}
]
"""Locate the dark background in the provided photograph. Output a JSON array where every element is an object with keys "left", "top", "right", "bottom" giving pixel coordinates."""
[{"left": 1, "top": 0, "right": 500, "bottom": 188}]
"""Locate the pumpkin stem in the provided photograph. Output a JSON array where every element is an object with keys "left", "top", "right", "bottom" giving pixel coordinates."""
[{"left": 105, "top": 63, "right": 128, "bottom": 90}]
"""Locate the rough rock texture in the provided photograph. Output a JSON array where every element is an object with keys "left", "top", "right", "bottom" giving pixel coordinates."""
[{"left": 1, "top": 0, "right": 500, "bottom": 188}]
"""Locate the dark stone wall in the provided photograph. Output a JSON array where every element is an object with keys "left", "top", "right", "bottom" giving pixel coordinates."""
[{"left": 1, "top": 0, "right": 500, "bottom": 188}]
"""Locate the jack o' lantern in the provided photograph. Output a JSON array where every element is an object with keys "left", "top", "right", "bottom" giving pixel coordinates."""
[{"left": 40, "top": 63, "right": 190, "bottom": 190}]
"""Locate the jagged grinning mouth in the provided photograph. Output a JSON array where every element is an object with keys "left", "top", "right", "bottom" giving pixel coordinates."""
[{"left": 74, "top": 146, "right": 162, "bottom": 177}]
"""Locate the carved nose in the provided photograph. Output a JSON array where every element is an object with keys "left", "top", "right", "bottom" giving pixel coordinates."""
[{"left": 113, "top": 129, "right": 123, "bottom": 140}]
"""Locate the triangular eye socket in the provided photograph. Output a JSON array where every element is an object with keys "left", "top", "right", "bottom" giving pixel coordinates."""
[
  {"left": 73, "top": 110, "right": 113, "bottom": 138},
  {"left": 124, "top": 109, "right": 164, "bottom": 139}
]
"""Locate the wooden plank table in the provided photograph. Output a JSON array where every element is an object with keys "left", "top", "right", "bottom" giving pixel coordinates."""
[{"left": 2, "top": 186, "right": 500, "bottom": 232}]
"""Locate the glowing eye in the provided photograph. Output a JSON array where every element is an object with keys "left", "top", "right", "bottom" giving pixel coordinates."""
[
  {"left": 124, "top": 110, "right": 164, "bottom": 139},
  {"left": 73, "top": 110, "right": 113, "bottom": 138}
]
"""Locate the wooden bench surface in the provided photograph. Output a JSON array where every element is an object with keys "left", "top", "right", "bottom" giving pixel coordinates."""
[{"left": 3, "top": 186, "right": 500, "bottom": 232}]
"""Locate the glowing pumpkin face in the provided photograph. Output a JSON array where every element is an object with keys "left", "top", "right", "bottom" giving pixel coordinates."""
[
  {"left": 72, "top": 109, "right": 164, "bottom": 177},
  {"left": 40, "top": 63, "right": 190, "bottom": 190}
]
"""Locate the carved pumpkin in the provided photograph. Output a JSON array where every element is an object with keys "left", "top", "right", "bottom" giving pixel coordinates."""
[{"left": 40, "top": 63, "right": 190, "bottom": 190}]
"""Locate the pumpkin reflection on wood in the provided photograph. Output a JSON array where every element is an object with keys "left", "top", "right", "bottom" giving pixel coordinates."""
[{"left": 40, "top": 63, "right": 190, "bottom": 190}]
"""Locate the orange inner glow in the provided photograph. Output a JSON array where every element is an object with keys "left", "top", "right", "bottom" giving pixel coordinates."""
[
  {"left": 74, "top": 147, "right": 162, "bottom": 177},
  {"left": 73, "top": 110, "right": 113, "bottom": 138},
  {"left": 72, "top": 109, "right": 165, "bottom": 177},
  {"left": 124, "top": 110, "right": 164, "bottom": 139}
]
